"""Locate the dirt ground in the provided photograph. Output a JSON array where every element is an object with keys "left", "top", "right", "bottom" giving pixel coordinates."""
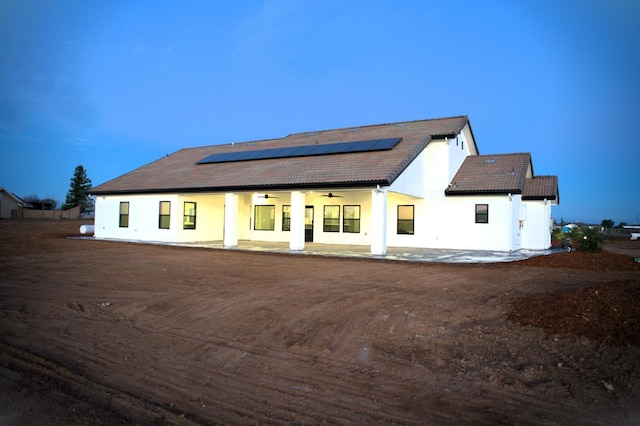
[{"left": 1, "top": 220, "right": 639, "bottom": 425}]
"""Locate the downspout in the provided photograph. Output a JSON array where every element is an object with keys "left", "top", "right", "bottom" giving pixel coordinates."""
[
  {"left": 508, "top": 193, "right": 513, "bottom": 251},
  {"left": 544, "top": 198, "right": 549, "bottom": 248}
]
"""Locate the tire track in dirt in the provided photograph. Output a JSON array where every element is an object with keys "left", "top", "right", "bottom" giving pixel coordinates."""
[{"left": 0, "top": 341, "right": 199, "bottom": 425}]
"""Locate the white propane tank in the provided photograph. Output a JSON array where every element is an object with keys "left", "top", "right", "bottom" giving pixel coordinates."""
[{"left": 79, "top": 224, "right": 95, "bottom": 235}]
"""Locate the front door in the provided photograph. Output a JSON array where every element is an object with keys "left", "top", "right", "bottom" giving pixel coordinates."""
[{"left": 305, "top": 206, "right": 314, "bottom": 242}]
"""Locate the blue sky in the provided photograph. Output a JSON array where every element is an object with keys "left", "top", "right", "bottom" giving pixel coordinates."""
[{"left": 1, "top": 0, "right": 638, "bottom": 224}]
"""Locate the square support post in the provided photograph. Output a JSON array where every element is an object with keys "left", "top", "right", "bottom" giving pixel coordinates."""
[
  {"left": 224, "top": 193, "right": 239, "bottom": 247},
  {"left": 370, "top": 188, "right": 387, "bottom": 255},
  {"left": 290, "top": 191, "right": 305, "bottom": 251}
]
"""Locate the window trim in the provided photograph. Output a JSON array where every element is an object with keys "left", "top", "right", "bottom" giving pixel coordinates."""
[
  {"left": 342, "top": 205, "right": 361, "bottom": 233},
  {"left": 254, "top": 205, "right": 276, "bottom": 231},
  {"left": 119, "top": 202, "right": 129, "bottom": 228},
  {"left": 397, "top": 205, "right": 414, "bottom": 235},
  {"left": 183, "top": 201, "right": 197, "bottom": 230},
  {"left": 323, "top": 205, "right": 340, "bottom": 232},
  {"left": 475, "top": 203, "right": 489, "bottom": 224},
  {"left": 159, "top": 201, "right": 171, "bottom": 229}
]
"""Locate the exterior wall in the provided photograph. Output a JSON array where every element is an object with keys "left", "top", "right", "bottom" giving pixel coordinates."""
[
  {"left": 386, "top": 192, "right": 520, "bottom": 251},
  {"left": 389, "top": 151, "right": 426, "bottom": 197},
  {"left": 94, "top": 190, "right": 544, "bottom": 252},
  {"left": 0, "top": 192, "right": 20, "bottom": 219},
  {"left": 94, "top": 194, "right": 225, "bottom": 242},
  {"left": 389, "top": 124, "right": 472, "bottom": 198},
  {"left": 386, "top": 125, "right": 523, "bottom": 251}
]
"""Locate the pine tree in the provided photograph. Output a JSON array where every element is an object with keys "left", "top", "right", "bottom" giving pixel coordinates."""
[{"left": 63, "top": 165, "right": 93, "bottom": 213}]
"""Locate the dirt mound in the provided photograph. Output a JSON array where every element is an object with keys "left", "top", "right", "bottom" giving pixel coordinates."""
[
  {"left": 507, "top": 244, "right": 640, "bottom": 347},
  {"left": 508, "top": 280, "right": 640, "bottom": 346},
  {"left": 516, "top": 249, "right": 640, "bottom": 271}
]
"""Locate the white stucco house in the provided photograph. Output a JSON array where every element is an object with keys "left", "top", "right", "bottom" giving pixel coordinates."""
[{"left": 90, "top": 116, "right": 559, "bottom": 254}]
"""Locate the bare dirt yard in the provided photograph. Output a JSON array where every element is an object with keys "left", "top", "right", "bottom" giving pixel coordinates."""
[{"left": 1, "top": 220, "right": 639, "bottom": 425}]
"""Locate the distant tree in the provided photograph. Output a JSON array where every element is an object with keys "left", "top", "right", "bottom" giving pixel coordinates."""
[
  {"left": 41, "top": 197, "right": 58, "bottom": 209},
  {"left": 618, "top": 222, "right": 627, "bottom": 228},
  {"left": 63, "top": 165, "right": 93, "bottom": 213},
  {"left": 23, "top": 195, "right": 59, "bottom": 209},
  {"left": 601, "top": 219, "right": 614, "bottom": 230}
]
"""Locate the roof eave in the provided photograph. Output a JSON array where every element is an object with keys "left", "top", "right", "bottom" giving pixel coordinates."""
[
  {"left": 90, "top": 180, "right": 393, "bottom": 196},
  {"left": 522, "top": 195, "right": 558, "bottom": 201},
  {"left": 445, "top": 189, "right": 523, "bottom": 196}
]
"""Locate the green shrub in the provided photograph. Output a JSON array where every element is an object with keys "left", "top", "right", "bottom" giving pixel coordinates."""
[
  {"left": 580, "top": 227, "right": 604, "bottom": 252},
  {"left": 568, "top": 226, "right": 583, "bottom": 243},
  {"left": 552, "top": 227, "right": 565, "bottom": 241}
]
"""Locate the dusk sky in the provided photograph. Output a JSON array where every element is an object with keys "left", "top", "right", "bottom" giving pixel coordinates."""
[{"left": 1, "top": 1, "right": 638, "bottom": 224}]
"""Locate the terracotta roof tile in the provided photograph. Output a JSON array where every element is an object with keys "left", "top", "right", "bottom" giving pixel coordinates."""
[
  {"left": 445, "top": 153, "right": 532, "bottom": 195},
  {"left": 523, "top": 175, "right": 559, "bottom": 201},
  {"left": 92, "top": 116, "right": 471, "bottom": 195}
]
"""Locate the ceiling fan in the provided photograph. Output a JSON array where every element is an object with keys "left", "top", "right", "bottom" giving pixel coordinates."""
[{"left": 322, "top": 192, "right": 343, "bottom": 198}]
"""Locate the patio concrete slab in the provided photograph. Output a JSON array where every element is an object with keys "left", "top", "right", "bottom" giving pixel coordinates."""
[
  {"left": 177, "top": 240, "right": 560, "bottom": 263},
  {"left": 84, "top": 237, "right": 560, "bottom": 263}
]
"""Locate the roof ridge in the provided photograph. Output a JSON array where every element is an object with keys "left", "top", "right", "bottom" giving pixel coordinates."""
[
  {"left": 475, "top": 152, "right": 531, "bottom": 157},
  {"left": 172, "top": 116, "right": 470, "bottom": 152},
  {"left": 284, "top": 115, "right": 469, "bottom": 138}
]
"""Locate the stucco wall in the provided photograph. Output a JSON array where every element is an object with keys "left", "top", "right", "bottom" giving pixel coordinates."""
[
  {"left": 95, "top": 189, "right": 537, "bottom": 252},
  {"left": 95, "top": 194, "right": 226, "bottom": 242},
  {"left": 0, "top": 192, "right": 20, "bottom": 219}
]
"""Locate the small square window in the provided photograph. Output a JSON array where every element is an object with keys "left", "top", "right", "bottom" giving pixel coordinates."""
[
  {"left": 475, "top": 204, "right": 489, "bottom": 224},
  {"left": 255, "top": 205, "right": 275, "bottom": 230}
]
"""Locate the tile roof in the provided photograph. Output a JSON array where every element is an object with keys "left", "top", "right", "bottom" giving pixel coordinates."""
[
  {"left": 445, "top": 153, "right": 559, "bottom": 201},
  {"left": 91, "top": 116, "right": 471, "bottom": 195},
  {"left": 522, "top": 175, "right": 559, "bottom": 201},
  {"left": 445, "top": 153, "right": 532, "bottom": 195}
]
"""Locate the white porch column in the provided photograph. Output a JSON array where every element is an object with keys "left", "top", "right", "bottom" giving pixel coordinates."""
[
  {"left": 370, "top": 188, "right": 387, "bottom": 255},
  {"left": 290, "top": 191, "right": 306, "bottom": 251},
  {"left": 224, "top": 193, "right": 239, "bottom": 247}
]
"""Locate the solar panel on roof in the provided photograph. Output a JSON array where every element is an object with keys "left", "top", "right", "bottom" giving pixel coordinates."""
[
  {"left": 248, "top": 149, "right": 273, "bottom": 160},
  {"left": 288, "top": 145, "right": 317, "bottom": 156},
  {"left": 326, "top": 142, "right": 353, "bottom": 153},
  {"left": 196, "top": 137, "right": 402, "bottom": 164},
  {"left": 233, "top": 152, "right": 250, "bottom": 161},
  {"left": 371, "top": 138, "right": 401, "bottom": 150}
]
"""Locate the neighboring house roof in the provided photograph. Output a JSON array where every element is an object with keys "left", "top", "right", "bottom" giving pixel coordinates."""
[
  {"left": 91, "top": 116, "right": 472, "bottom": 195},
  {"left": 445, "top": 153, "right": 559, "bottom": 201},
  {"left": 0, "top": 188, "right": 33, "bottom": 208}
]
